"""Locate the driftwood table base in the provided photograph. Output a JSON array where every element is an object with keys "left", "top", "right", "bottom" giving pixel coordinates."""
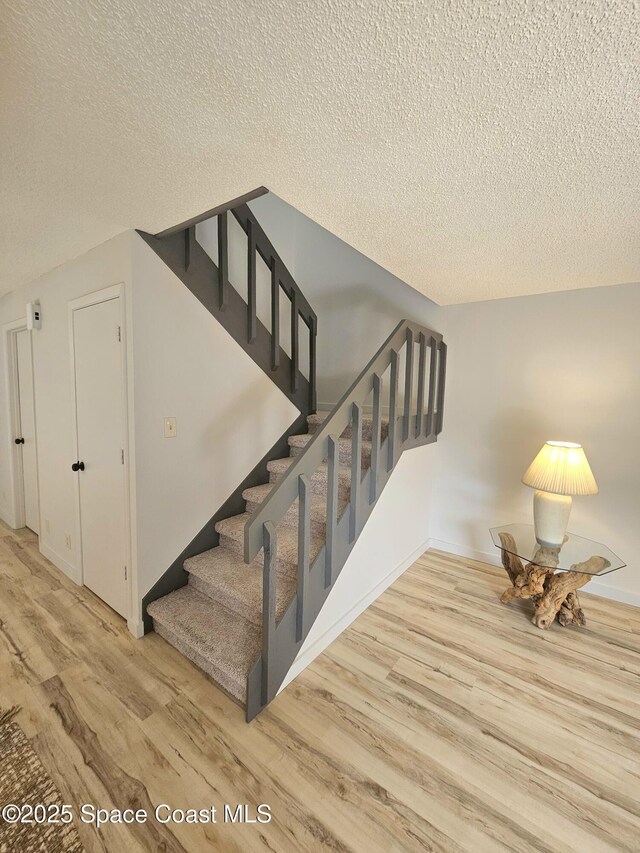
[{"left": 498, "top": 532, "right": 610, "bottom": 629}]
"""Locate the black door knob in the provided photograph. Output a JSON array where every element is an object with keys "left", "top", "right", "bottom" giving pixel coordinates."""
[
  {"left": 71, "top": 461, "right": 85, "bottom": 472},
  {"left": 14, "top": 437, "right": 24, "bottom": 445}
]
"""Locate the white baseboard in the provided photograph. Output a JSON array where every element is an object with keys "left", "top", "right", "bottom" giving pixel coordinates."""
[
  {"left": 0, "top": 505, "right": 19, "bottom": 530},
  {"left": 427, "top": 537, "right": 640, "bottom": 609},
  {"left": 579, "top": 580, "right": 640, "bottom": 608},
  {"left": 427, "top": 537, "right": 502, "bottom": 567},
  {"left": 39, "top": 541, "right": 81, "bottom": 585},
  {"left": 127, "top": 618, "right": 145, "bottom": 639},
  {"left": 279, "top": 535, "right": 432, "bottom": 693},
  {"left": 40, "top": 542, "right": 144, "bottom": 634}
]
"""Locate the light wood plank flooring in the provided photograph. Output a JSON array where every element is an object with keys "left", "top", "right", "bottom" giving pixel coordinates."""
[{"left": 1, "top": 520, "right": 639, "bottom": 852}]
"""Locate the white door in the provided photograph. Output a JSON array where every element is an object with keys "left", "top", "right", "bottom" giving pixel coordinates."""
[
  {"left": 15, "top": 330, "right": 39, "bottom": 534},
  {"left": 72, "top": 297, "right": 128, "bottom": 618}
]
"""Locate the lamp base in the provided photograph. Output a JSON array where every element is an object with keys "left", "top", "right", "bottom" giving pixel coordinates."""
[{"left": 533, "top": 491, "right": 572, "bottom": 547}]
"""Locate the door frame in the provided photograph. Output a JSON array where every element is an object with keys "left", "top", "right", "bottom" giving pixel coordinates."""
[
  {"left": 2, "top": 317, "right": 41, "bottom": 532},
  {"left": 68, "top": 283, "right": 134, "bottom": 623}
]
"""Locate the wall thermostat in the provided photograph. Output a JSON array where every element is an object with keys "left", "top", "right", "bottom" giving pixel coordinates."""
[{"left": 26, "top": 300, "right": 41, "bottom": 330}]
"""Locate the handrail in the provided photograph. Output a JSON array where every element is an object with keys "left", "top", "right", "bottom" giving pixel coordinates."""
[
  {"left": 154, "top": 187, "right": 268, "bottom": 238},
  {"left": 244, "top": 318, "right": 447, "bottom": 719}
]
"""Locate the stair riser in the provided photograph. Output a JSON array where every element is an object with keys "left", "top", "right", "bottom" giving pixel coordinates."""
[
  {"left": 289, "top": 441, "right": 372, "bottom": 469},
  {"left": 218, "top": 532, "right": 300, "bottom": 574},
  {"left": 245, "top": 499, "right": 328, "bottom": 529},
  {"left": 153, "top": 620, "right": 246, "bottom": 703},
  {"left": 188, "top": 573, "right": 261, "bottom": 626},
  {"left": 187, "top": 571, "right": 294, "bottom": 627},
  {"left": 308, "top": 419, "right": 389, "bottom": 442},
  {"left": 268, "top": 467, "right": 351, "bottom": 501}
]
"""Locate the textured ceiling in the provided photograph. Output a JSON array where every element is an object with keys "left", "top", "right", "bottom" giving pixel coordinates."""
[{"left": 1, "top": 0, "right": 638, "bottom": 304}]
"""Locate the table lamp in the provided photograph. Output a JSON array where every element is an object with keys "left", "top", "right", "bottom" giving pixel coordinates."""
[{"left": 522, "top": 441, "right": 598, "bottom": 547}]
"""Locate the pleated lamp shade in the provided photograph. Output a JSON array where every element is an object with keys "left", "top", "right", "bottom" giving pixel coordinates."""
[{"left": 522, "top": 441, "right": 598, "bottom": 496}]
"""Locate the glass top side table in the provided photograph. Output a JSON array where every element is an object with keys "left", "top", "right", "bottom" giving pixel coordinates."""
[{"left": 490, "top": 523, "right": 625, "bottom": 629}]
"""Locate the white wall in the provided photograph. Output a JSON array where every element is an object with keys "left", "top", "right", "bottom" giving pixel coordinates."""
[
  {"left": 130, "top": 235, "right": 299, "bottom": 617},
  {"left": 0, "top": 231, "right": 299, "bottom": 635},
  {"left": 282, "top": 446, "right": 437, "bottom": 689},
  {"left": 251, "top": 193, "right": 443, "bottom": 405},
  {"left": 0, "top": 233, "right": 133, "bottom": 584},
  {"left": 432, "top": 281, "right": 640, "bottom": 605}
]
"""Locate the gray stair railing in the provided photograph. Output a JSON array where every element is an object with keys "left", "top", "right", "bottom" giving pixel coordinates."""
[
  {"left": 139, "top": 193, "right": 317, "bottom": 415},
  {"left": 243, "top": 319, "right": 447, "bottom": 720},
  {"left": 229, "top": 204, "right": 317, "bottom": 411}
]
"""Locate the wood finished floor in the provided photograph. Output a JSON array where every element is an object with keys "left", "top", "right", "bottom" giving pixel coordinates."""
[{"left": 1, "top": 520, "right": 639, "bottom": 852}]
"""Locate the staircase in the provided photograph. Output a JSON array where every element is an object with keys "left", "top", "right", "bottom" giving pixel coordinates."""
[
  {"left": 147, "top": 411, "right": 381, "bottom": 703},
  {"left": 140, "top": 191, "right": 447, "bottom": 720}
]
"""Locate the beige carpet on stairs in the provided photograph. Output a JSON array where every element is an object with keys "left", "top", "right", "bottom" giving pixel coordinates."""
[{"left": 147, "top": 412, "right": 376, "bottom": 707}]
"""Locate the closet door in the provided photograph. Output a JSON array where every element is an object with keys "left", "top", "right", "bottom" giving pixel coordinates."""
[
  {"left": 15, "top": 330, "right": 39, "bottom": 534},
  {"left": 72, "top": 296, "right": 128, "bottom": 618}
]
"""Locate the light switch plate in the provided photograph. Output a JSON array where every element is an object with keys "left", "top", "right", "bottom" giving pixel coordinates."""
[{"left": 164, "top": 417, "right": 177, "bottom": 438}]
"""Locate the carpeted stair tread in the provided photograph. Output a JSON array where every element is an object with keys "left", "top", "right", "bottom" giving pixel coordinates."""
[
  {"left": 147, "top": 587, "right": 260, "bottom": 703},
  {"left": 243, "top": 482, "right": 349, "bottom": 527},
  {"left": 216, "top": 512, "right": 326, "bottom": 568},
  {"left": 307, "top": 411, "right": 389, "bottom": 441},
  {"left": 243, "top": 481, "right": 286, "bottom": 506},
  {"left": 185, "top": 546, "right": 296, "bottom": 625}
]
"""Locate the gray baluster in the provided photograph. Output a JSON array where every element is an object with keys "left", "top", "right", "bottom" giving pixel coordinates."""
[
  {"left": 296, "top": 474, "right": 310, "bottom": 642},
  {"left": 388, "top": 350, "right": 398, "bottom": 471},
  {"left": 309, "top": 316, "right": 317, "bottom": 414},
  {"left": 370, "top": 373, "right": 382, "bottom": 503},
  {"left": 218, "top": 212, "right": 228, "bottom": 310},
  {"left": 185, "top": 225, "right": 195, "bottom": 272},
  {"left": 426, "top": 336, "right": 437, "bottom": 437},
  {"left": 326, "top": 435, "right": 338, "bottom": 587},
  {"left": 271, "top": 259, "right": 280, "bottom": 370},
  {"left": 415, "top": 332, "right": 426, "bottom": 437},
  {"left": 436, "top": 341, "right": 447, "bottom": 435},
  {"left": 350, "top": 402, "right": 362, "bottom": 542},
  {"left": 290, "top": 292, "right": 299, "bottom": 393},
  {"left": 403, "top": 328, "right": 414, "bottom": 441},
  {"left": 247, "top": 219, "right": 256, "bottom": 343},
  {"left": 261, "top": 521, "right": 277, "bottom": 705}
]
